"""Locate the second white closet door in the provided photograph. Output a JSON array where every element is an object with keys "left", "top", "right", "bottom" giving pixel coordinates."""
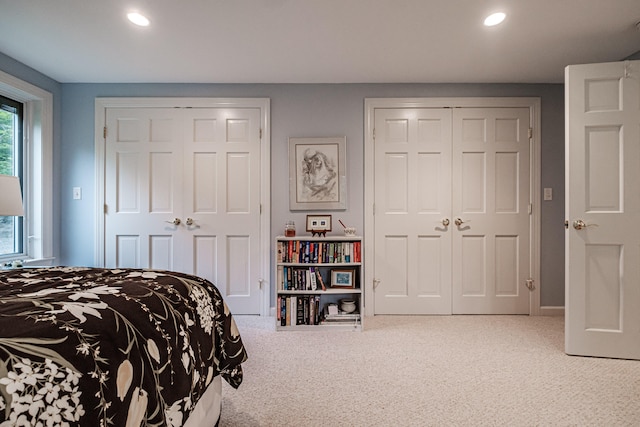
[{"left": 373, "top": 107, "right": 531, "bottom": 315}]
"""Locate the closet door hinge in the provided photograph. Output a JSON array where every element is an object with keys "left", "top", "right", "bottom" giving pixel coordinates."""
[
  {"left": 259, "top": 128, "right": 262, "bottom": 139},
  {"left": 103, "top": 126, "right": 107, "bottom": 139},
  {"left": 528, "top": 128, "right": 533, "bottom": 139},
  {"left": 372, "top": 128, "right": 376, "bottom": 140}
]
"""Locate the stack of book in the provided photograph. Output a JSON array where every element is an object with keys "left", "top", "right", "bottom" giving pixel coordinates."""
[{"left": 321, "top": 304, "right": 360, "bottom": 325}]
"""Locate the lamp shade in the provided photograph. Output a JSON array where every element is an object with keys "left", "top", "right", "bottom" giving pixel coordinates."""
[{"left": 0, "top": 175, "right": 24, "bottom": 216}]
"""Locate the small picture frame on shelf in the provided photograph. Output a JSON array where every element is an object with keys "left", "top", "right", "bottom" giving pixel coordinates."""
[
  {"left": 306, "top": 214, "right": 332, "bottom": 237},
  {"left": 331, "top": 269, "right": 355, "bottom": 288}
]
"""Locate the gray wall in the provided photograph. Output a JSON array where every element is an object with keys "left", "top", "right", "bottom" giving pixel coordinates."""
[{"left": 1, "top": 53, "right": 566, "bottom": 307}]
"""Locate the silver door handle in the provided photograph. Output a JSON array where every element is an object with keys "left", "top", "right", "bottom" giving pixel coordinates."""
[
  {"left": 165, "top": 218, "right": 181, "bottom": 226},
  {"left": 573, "top": 219, "right": 598, "bottom": 230},
  {"left": 441, "top": 218, "right": 450, "bottom": 227},
  {"left": 454, "top": 218, "right": 469, "bottom": 226},
  {"left": 185, "top": 218, "right": 194, "bottom": 226}
]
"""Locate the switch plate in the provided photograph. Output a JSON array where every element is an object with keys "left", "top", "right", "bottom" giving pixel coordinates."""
[
  {"left": 543, "top": 187, "right": 552, "bottom": 201},
  {"left": 73, "top": 187, "right": 82, "bottom": 200}
]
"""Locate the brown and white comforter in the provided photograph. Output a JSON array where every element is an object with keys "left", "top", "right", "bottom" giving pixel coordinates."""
[{"left": 0, "top": 267, "right": 247, "bottom": 426}]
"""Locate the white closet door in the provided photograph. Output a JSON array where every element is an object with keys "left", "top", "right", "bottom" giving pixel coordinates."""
[
  {"left": 373, "top": 108, "right": 453, "bottom": 314},
  {"left": 182, "top": 107, "right": 262, "bottom": 313},
  {"left": 452, "top": 108, "right": 531, "bottom": 314},
  {"left": 372, "top": 105, "right": 532, "bottom": 315},
  {"left": 105, "top": 108, "right": 185, "bottom": 272},
  {"left": 565, "top": 60, "right": 640, "bottom": 359},
  {"left": 104, "top": 106, "right": 263, "bottom": 315}
]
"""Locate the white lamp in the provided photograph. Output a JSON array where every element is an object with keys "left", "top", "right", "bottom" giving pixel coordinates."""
[{"left": 0, "top": 175, "right": 24, "bottom": 217}]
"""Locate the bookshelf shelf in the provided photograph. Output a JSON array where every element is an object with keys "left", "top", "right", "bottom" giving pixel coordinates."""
[{"left": 275, "top": 235, "right": 363, "bottom": 331}]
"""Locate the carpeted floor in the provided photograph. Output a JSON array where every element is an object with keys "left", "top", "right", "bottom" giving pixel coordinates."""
[{"left": 219, "top": 315, "right": 640, "bottom": 426}]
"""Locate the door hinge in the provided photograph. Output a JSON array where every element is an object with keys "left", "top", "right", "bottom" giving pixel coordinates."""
[
  {"left": 103, "top": 126, "right": 107, "bottom": 139},
  {"left": 525, "top": 278, "right": 535, "bottom": 291},
  {"left": 104, "top": 204, "right": 108, "bottom": 214},
  {"left": 259, "top": 128, "right": 262, "bottom": 139},
  {"left": 528, "top": 128, "right": 533, "bottom": 139},
  {"left": 528, "top": 203, "right": 533, "bottom": 215},
  {"left": 372, "top": 128, "right": 376, "bottom": 140},
  {"left": 564, "top": 220, "right": 569, "bottom": 229}
]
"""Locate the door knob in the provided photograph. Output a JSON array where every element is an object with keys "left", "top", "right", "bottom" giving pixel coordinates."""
[
  {"left": 572, "top": 219, "right": 598, "bottom": 230},
  {"left": 441, "top": 218, "right": 450, "bottom": 227},
  {"left": 185, "top": 218, "right": 194, "bottom": 226},
  {"left": 454, "top": 218, "right": 468, "bottom": 226},
  {"left": 165, "top": 218, "right": 181, "bottom": 226}
]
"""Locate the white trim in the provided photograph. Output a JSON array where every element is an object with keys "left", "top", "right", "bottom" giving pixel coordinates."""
[
  {"left": 0, "top": 70, "right": 53, "bottom": 263},
  {"left": 539, "top": 306, "right": 564, "bottom": 316},
  {"left": 94, "top": 97, "right": 271, "bottom": 316},
  {"left": 364, "top": 97, "right": 542, "bottom": 316}
]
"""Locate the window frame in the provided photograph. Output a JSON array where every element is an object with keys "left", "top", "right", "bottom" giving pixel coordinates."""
[
  {"left": 0, "top": 70, "right": 54, "bottom": 264},
  {"left": 0, "top": 94, "right": 25, "bottom": 257}
]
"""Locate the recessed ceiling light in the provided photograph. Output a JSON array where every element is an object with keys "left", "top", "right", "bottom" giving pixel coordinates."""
[
  {"left": 127, "top": 12, "right": 150, "bottom": 27},
  {"left": 484, "top": 12, "right": 506, "bottom": 27}
]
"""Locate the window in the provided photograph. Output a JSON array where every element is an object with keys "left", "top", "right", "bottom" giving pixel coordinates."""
[
  {"left": 0, "top": 70, "right": 53, "bottom": 264},
  {"left": 0, "top": 95, "right": 24, "bottom": 257}
]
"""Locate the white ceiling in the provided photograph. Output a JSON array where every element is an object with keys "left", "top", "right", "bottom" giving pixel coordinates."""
[{"left": 1, "top": 0, "right": 639, "bottom": 84}]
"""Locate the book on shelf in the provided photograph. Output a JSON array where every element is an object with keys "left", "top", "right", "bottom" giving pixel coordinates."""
[
  {"left": 309, "top": 267, "right": 317, "bottom": 290},
  {"left": 316, "top": 269, "right": 327, "bottom": 291},
  {"left": 277, "top": 240, "right": 361, "bottom": 264},
  {"left": 322, "top": 304, "right": 360, "bottom": 322},
  {"left": 279, "top": 295, "right": 321, "bottom": 326},
  {"left": 285, "top": 297, "right": 291, "bottom": 326}
]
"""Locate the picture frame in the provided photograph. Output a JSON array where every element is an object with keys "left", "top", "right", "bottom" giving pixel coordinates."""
[
  {"left": 331, "top": 269, "right": 355, "bottom": 289},
  {"left": 306, "top": 214, "right": 332, "bottom": 237},
  {"left": 289, "top": 137, "right": 347, "bottom": 211}
]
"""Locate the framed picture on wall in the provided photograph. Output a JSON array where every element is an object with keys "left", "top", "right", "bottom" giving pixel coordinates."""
[{"left": 289, "top": 137, "right": 346, "bottom": 210}]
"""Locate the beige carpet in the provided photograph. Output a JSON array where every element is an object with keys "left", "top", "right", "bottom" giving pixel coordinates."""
[{"left": 220, "top": 315, "right": 640, "bottom": 426}]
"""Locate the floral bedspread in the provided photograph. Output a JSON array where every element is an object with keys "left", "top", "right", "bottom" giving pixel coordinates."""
[{"left": 0, "top": 267, "right": 247, "bottom": 426}]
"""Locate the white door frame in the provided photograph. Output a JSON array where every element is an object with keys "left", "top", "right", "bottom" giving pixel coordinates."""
[
  {"left": 94, "top": 97, "right": 271, "bottom": 316},
  {"left": 364, "top": 97, "right": 541, "bottom": 316}
]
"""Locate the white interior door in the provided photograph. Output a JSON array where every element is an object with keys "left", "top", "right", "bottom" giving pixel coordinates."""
[
  {"left": 372, "top": 104, "right": 532, "bottom": 315},
  {"left": 373, "top": 108, "right": 453, "bottom": 314},
  {"left": 104, "top": 108, "right": 184, "bottom": 271},
  {"left": 565, "top": 60, "right": 640, "bottom": 359},
  {"left": 452, "top": 108, "right": 531, "bottom": 314},
  {"left": 104, "top": 106, "right": 264, "bottom": 315},
  {"left": 181, "top": 108, "right": 262, "bottom": 313}
]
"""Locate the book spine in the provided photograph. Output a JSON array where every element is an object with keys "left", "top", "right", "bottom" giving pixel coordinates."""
[
  {"left": 316, "top": 269, "right": 327, "bottom": 291},
  {"left": 309, "top": 267, "right": 317, "bottom": 290},
  {"left": 285, "top": 296, "right": 291, "bottom": 326},
  {"left": 291, "top": 296, "right": 297, "bottom": 325},
  {"left": 309, "top": 295, "right": 315, "bottom": 325}
]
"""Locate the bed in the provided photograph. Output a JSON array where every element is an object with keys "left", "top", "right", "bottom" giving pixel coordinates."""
[{"left": 0, "top": 267, "right": 247, "bottom": 426}]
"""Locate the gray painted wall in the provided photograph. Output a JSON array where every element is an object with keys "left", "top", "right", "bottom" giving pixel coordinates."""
[{"left": 1, "top": 53, "right": 566, "bottom": 307}]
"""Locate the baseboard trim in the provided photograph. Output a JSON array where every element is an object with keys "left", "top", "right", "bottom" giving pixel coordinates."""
[{"left": 539, "top": 306, "right": 564, "bottom": 316}]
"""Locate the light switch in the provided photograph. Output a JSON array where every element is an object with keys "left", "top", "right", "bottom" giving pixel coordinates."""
[
  {"left": 543, "top": 188, "right": 552, "bottom": 201},
  {"left": 73, "top": 187, "right": 82, "bottom": 200}
]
